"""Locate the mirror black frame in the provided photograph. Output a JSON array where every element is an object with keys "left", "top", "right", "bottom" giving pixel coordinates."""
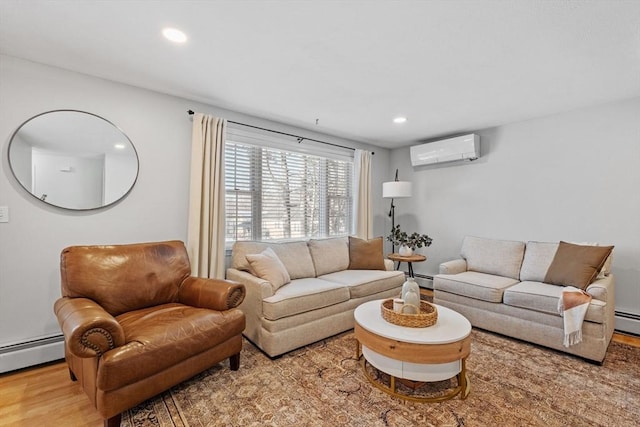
[{"left": 7, "top": 110, "right": 139, "bottom": 211}]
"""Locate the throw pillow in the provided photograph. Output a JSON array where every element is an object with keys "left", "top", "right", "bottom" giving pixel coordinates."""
[
  {"left": 544, "top": 241, "right": 614, "bottom": 289},
  {"left": 246, "top": 247, "right": 291, "bottom": 291},
  {"left": 568, "top": 241, "right": 614, "bottom": 279},
  {"left": 348, "top": 236, "right": 386, "bottom": 270}
]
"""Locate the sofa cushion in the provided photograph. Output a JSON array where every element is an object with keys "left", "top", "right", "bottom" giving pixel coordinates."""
[
  {"left": 245, "top": 247, "right": 291, "bottom": 291},
  {"left": 348, "top": 236, "right": 386, "bottom": 270},
  {"left": 503, "top": 281, "right": 606, "bottom": 324},
  {"left": 520, "top": 241, "right": 559, "bottom": 282},
  {"left": 461, "top": 236, "right": 525, "bottom": 280},
  {"left": 308, "top": 237, "right": 349, "bottom": 276},
  {"left": 262, "top": 278, "right": 350, "bottom": 321},
  {"left": 319, "top": 269, "right": 404, "bottom": 299},
  {"left": 434, "top": 271, "right": 519, "bottom": 303},
  {"left": 231, "top": 241, "right": 316, "bottom": 279},
  {"left": 544, "top": 241, "right": 614, "bottom": 289}
]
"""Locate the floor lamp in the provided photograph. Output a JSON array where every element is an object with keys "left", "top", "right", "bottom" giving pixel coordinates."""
[{"left": 382, "top": 169, "right": 412, "bottom": 253}]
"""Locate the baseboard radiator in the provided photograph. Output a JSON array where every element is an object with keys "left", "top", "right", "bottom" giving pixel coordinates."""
[
  {"left": 615, "top": 311, "right": 640, "bottom": 336},
  {"left": 409, "top": 273, "right": 434, "bottom": 289},
  {"left": 0, "top": 334, "right": 64, "bottom": 373}
]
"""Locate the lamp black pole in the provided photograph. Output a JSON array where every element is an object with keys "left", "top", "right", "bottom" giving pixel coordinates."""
[
  {"left": 389, "top": 199, "right": 396, "bottom": 253},
  {"left": 388, "top": 169, "right": 399, "bottom": 253}
]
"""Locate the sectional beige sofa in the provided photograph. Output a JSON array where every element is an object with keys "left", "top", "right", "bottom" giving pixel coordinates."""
[
  {"left": 226, "top": 237, "right": 405, "bottom": 357},
  {"left": 434, "top": 236, "right": 614, "bottom": 362}
]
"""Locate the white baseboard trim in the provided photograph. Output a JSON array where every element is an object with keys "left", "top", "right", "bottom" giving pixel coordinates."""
[
  {"left": 615, "top": 312, "right": 640, "bottom": 335},
  {"left": 412, "top": 273, "right": 434, "bottom": 290},
  {"left": 0, "top": 335, "right": 64, "bottom": 373}
]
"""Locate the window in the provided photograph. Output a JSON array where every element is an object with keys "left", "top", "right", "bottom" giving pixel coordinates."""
[{"left": 225, "top": 125, "right": 353, "bottom": 243}]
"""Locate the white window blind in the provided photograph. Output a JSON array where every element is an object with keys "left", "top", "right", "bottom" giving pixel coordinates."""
[{"left": 225, "top": 125, "right": 353, "bottom": 243}]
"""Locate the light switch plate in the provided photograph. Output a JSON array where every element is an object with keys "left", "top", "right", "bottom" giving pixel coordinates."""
[{"left": 0, "top": 206, "right": 9, "bottom": 223}]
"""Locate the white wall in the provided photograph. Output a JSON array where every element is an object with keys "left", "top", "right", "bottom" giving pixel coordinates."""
[
  {"left": 7, "top": 132, "right": 31, "bottom": 190},
  {"left": 32, "top": 150, "right": 104, "bottom": 209},
  {"left": 0, "top": 55, "right": 389, "bottom": 371},
  {"left": 104, "top": 151, "right": 138, "bottom": 205},
  {"left": 390, "top": 97, "right": 640, "bottom": 332}
]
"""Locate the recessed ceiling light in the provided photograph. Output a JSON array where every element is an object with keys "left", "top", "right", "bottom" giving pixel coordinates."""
[
  {"left": 162, "top": 27, "right": 188, "bottom": 43},
  {"left": 393, "top": 116, "right": 407, "bottom": 124},
  {"left": 114, "top": 143, "right": 126, "bottom": 150}
]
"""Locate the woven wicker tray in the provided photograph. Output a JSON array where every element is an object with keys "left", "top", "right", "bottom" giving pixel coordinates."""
[{"left": 380, "top": 298, "right": 438, "bottom": 328}]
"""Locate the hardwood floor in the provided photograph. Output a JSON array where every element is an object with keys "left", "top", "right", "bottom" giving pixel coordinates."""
[
  {"left": 1, "top": 316, "right": 638, "bottom": 426},
  {"left": 612, "top": 332, "right": 640, "bottom": 347},
  {"left": 0, "top": 361, "right": 103, "bottom": 427}
]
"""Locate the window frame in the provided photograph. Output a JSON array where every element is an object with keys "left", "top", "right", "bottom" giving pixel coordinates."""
[{"left": 224, "top": 124, "right": 354, "bottom": 246}]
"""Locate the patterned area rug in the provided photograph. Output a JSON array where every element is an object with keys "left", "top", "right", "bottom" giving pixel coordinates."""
[{"left": 123, "top": 330, "right": 640, "bottom": 427}]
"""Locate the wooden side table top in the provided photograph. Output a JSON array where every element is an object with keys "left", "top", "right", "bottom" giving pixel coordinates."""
[{"left": 387, "top": 253, "right": 427, "bottom": 263}]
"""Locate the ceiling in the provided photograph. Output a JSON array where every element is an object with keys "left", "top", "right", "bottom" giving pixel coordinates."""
[{"left": 1, "top": 1, "right": 639, "bottom": 148}]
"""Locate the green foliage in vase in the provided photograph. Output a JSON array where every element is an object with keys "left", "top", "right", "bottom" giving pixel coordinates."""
[{"left": 386, "top": 225, "right": 433, "bottom": 249}]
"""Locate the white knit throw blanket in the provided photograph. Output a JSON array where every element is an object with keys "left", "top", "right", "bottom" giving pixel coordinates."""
[{"left": 558, "top": 286, "right": 592, "bottom": 347}]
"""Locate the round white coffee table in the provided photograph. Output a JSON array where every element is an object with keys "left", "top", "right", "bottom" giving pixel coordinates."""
[{"left": 354, "top": 299, "right": 471, "bottom": 402}]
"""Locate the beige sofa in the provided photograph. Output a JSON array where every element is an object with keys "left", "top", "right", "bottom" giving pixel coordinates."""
[
  {"left": 227, "top": 237, "right": 405, "bottom": 357},
  {"left": 434, "top": 236, "right": 614, "bottom": 362}
]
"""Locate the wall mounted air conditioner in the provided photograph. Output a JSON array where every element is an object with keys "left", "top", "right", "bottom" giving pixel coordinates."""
[{"left": 410, "top": 134, "right": 480, "bottom": 166}]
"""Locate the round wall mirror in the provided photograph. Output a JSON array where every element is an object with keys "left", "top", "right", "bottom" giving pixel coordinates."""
[{"left": 8, "top": 110, "right": 139, "bottom": 210}]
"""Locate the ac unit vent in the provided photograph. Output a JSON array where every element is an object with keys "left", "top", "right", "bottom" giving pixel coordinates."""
[{"left": 410, "top": 134, "right": 480, "bottom": 166}]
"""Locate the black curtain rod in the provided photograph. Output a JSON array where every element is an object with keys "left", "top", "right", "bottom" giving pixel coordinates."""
[{"left": 187, "top": 110, "right": 374, "bottom": 155}]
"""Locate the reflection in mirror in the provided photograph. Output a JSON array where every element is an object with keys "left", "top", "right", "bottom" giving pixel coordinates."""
[{"left": 8, "top": 110, "right": 139, "bottom": 210}]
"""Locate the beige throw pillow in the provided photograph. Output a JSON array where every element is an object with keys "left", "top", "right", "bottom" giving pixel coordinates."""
[
  {"left": 348, "top": 236, "right": 386, "bottom": 270},
  {"left": 544, "top": 241, "right": 614, "bottom": 290},
  {"left": 246, "top": 247, "right": 291, "bottom": 291}
]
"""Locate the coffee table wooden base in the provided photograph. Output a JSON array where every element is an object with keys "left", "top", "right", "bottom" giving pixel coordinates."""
[
  {"left": 353, "top": 303, "right": 472, "bottom": 403},
  {"left": 357, "top": 344, "right": 470, "bottom": 403}
]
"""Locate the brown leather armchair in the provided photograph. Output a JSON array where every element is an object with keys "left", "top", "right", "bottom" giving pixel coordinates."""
[{"left": 54, "top": 240, "right": 245, "bottom": 427}]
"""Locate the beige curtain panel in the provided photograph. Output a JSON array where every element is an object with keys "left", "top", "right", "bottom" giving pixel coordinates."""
[
  {"left": 353, "top": 149, "right": 373, "bottom": 239},
  {"left": 187, "top": 113, "right": 227, "bottom": 279}
]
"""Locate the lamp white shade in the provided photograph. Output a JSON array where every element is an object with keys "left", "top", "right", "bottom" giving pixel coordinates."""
[{"left": 382, "top": 181, "right": 412, "bottom": 198}]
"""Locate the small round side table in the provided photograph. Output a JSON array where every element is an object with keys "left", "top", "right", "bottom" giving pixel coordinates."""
[{"left": 387, "top": 253, "right": 426, "bottom": 277}]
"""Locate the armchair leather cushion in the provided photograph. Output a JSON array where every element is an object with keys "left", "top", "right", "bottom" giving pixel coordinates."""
[
  {"left": 61, "top": 241, "right": 191, "bottom": 316},
  {"left": 98, "top": 303, "right": 245, "bottom": 391}
]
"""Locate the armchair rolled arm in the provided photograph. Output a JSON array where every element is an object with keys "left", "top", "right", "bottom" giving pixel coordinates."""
[
  {"left": 439, "top": 259, "right": 468, "bottom": 275},
  {"left": 54, "top": 297, "right": 125, "bottom": 358},
  {"left": 178, "top": 277, "right": 246, "bottom": 311}
]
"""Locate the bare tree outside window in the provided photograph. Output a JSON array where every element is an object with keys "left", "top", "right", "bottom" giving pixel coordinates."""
[{"left": 225, "top": 137, "right": 352, "bottom": 244}]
